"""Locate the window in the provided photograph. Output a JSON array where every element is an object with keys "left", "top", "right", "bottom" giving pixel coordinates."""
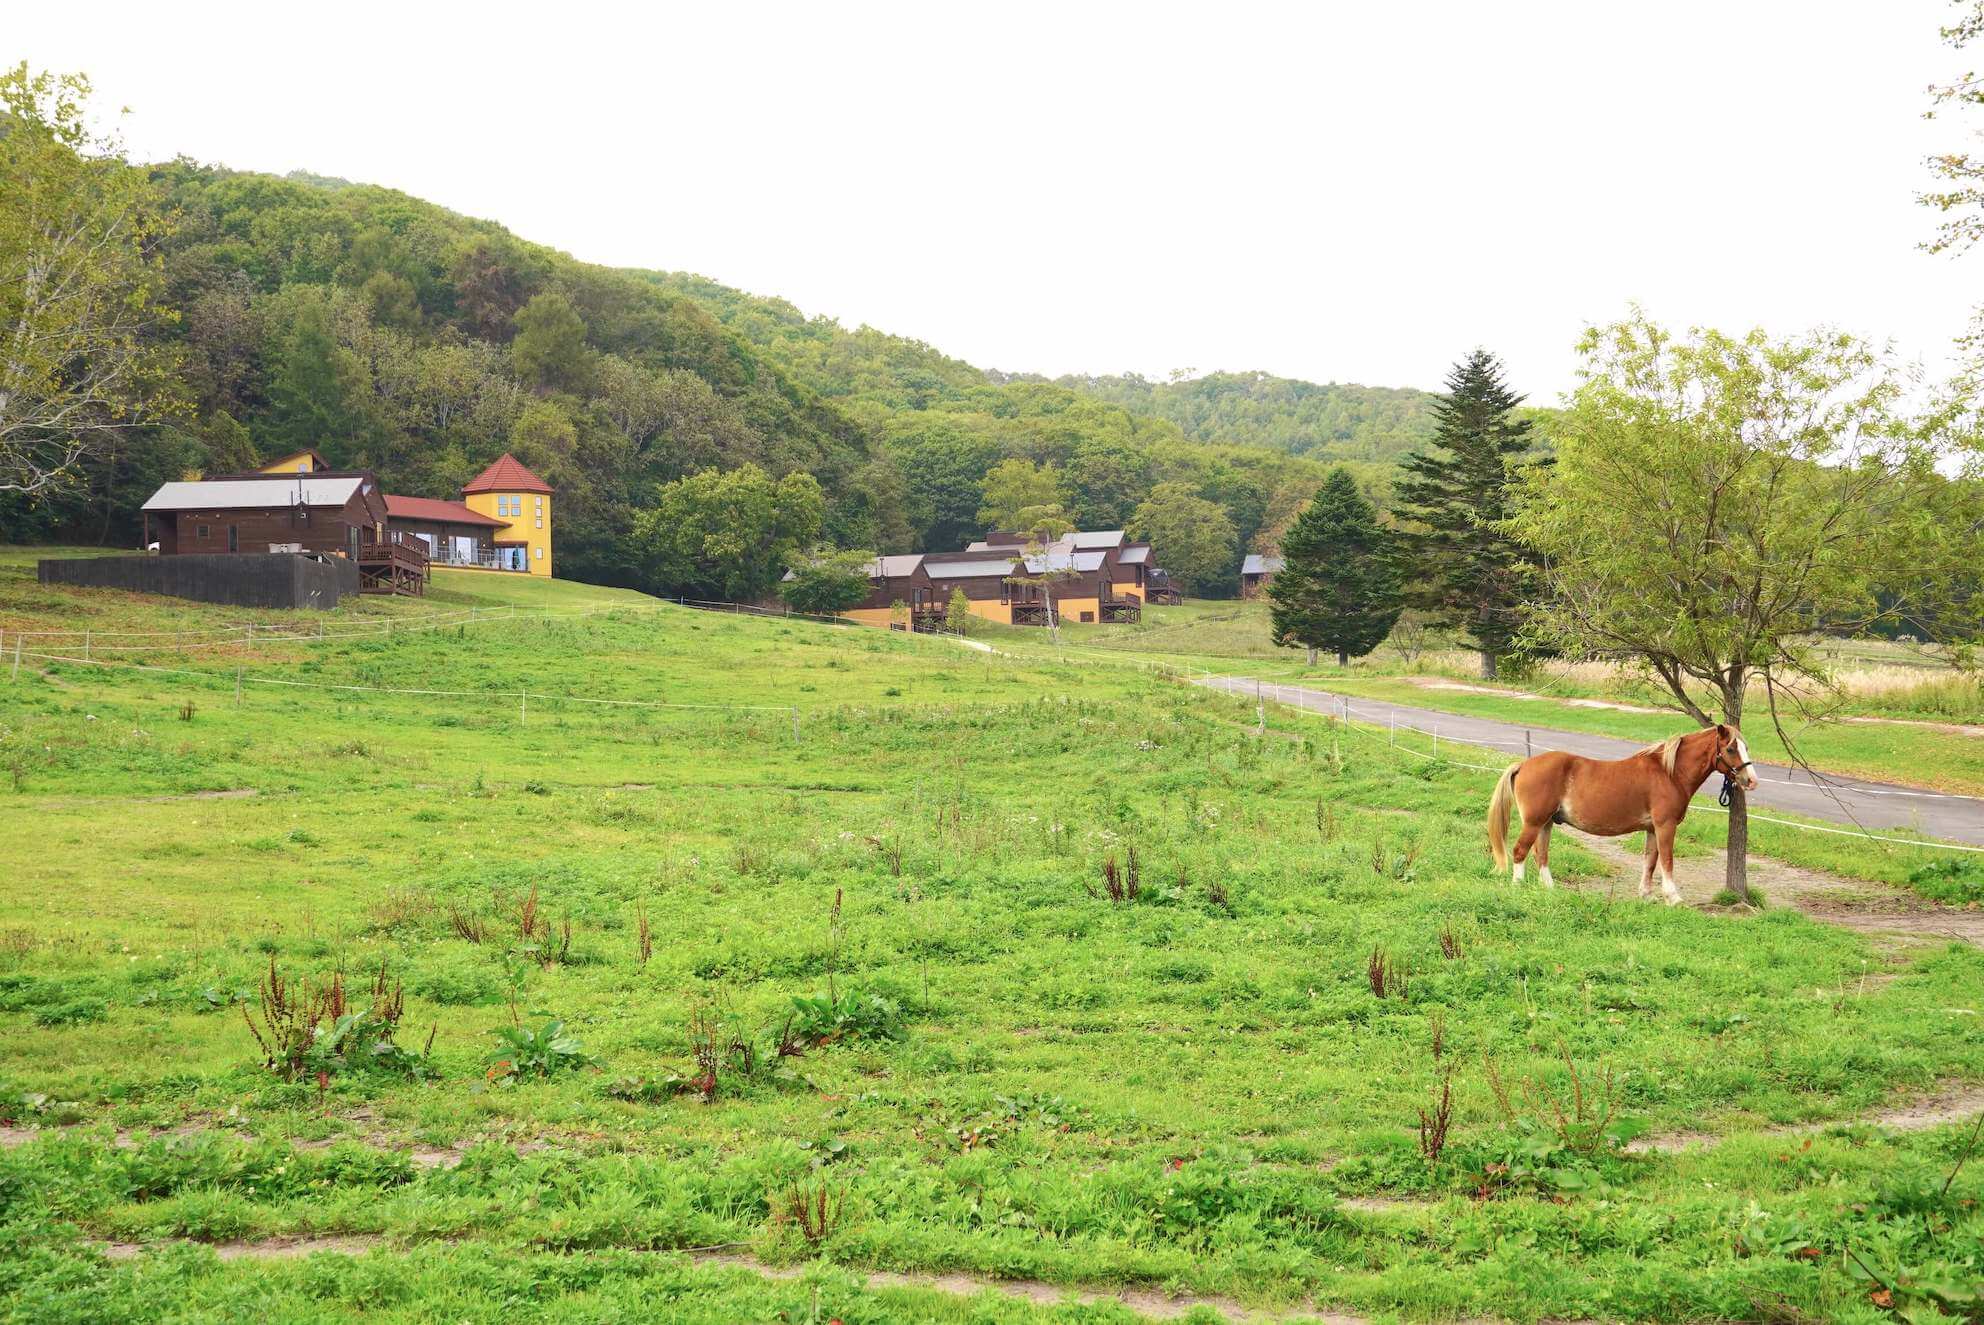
[
  {"left": 197, "top": 524, "right": 210, "bottom": 540},
  {"left": 534, "top": 516, "right": 542, "bottom": 529},
  {"left": 533, "top": 546, "right": 543, "bottom": 560},
  {"left": 227, "top": 525, "right": 238, "bottom": 552}
]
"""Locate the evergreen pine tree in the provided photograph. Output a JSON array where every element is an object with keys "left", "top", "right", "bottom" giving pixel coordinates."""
[
  {"left": 1394, "top": 349, "right": 1535, "bottom": 678},
  {"left": 1267, "top": 468, "right": 1402, "bottom": 667}
]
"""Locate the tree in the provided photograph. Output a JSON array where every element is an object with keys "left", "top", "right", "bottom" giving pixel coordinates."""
[
  {"left": 944, "top": 587, "right": 973, "bottom": 635},
  {"left": 512, "top": 290, "right": 590, "bottom": 392},
  {"left": 1129, "top": 482, "right": 1236, "bottom": 595},
  {"left": 1009, "top": 505, "right": 1078, "bottom": 640},
  {"left": 1924, "top": 2, "right": 1984, "bottom": 254},
  {"left": 0, "top": 64, "right": 183, "bottom": 495},
  {"left": 1510, "top": 312, "right": 1979, "bottom": 901},
  {"left": 633, "top": 463, "right": 824, "bottom": 601},
  {"left": 1394, "top": 349, "right": 1535, "bottom": 678},
  {"left": 977, "top": 458, "right": 1063, "bottom": 531},
  {"left": 781, "top": 547, "right": 874, "bottom": 616},
  {"left": 1267, "top": 468, "right": 1403, "bottom": 666},
  {"left": 1064, "top": 437, "right": 1152, "bottom": 528},
  {"left": 264, "top": 296, "right": 367, "bottom": 461}
]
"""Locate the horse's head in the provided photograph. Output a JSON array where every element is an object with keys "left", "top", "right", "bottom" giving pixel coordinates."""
[{"left": 1711, "top": 724, "right": 1758, "bottom": 791}]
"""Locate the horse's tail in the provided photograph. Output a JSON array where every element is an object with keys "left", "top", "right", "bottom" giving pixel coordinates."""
[{"left": 1487, "top": 762, "right": 1522, "bottom": 871}]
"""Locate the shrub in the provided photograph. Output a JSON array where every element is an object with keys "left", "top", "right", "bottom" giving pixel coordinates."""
[
  {"left": 789, "top": 989, "right": 904, "bottom": 1045},
  {"left": 484, "top": 1017, "right": 598, "bottom": 1085}
]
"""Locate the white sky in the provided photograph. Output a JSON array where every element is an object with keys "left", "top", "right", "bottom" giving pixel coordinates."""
[{"left": 9, "top": 1, "right": 1979, "bottom": 400}]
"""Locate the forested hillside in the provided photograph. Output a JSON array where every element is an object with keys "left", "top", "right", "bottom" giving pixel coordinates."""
[
  {"left": 6, "top": 89, "right": 1451, "bottom": 597},
  {"left": 1058, "top": 371, "right": 1438, "bottom": 464}
]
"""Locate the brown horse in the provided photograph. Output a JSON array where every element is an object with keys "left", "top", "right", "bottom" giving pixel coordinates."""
[{"left": 1486, "top": 725, "right": 1758, "bottom": 904}]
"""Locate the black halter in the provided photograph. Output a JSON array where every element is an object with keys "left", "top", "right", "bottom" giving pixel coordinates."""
[{"left": 1714, "top": 744, "right": 1752, "bottom": 807}]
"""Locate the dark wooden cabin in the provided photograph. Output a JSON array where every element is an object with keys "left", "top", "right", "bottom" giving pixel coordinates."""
[{"left": 140, "top": 471, "right": 428, "bottom": 595}]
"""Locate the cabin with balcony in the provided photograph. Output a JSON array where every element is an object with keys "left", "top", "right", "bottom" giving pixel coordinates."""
[{"left": 139, "top": 470, "right": 430, "bottom": 596}]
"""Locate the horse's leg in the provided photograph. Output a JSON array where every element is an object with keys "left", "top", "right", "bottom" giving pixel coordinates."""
[
  {"left": 1638, "top": 832, "right": 1657, "bottom": 899},
  {"left": 1654, "top": 819, "right": 1682, "bottom": 906},
  {"left": 1535, "top": 823, "right": 1554, "bottom": 889},
  {"left": 1510, "top": 819, "right": 1541, "bottom": 886}
]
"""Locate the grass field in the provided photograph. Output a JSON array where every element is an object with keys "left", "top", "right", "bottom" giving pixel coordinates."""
[{"left": 4, "top": 561, "right": 1984, "bottom": 1322}]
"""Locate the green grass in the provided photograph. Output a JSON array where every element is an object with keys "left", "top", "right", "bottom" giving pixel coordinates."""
[{"left": 4, "top": 559, "right": 1984, "bottom": 1322}]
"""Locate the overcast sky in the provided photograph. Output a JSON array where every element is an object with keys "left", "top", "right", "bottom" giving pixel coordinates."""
[{"left": 9, "top": 2, "right": 1978, "bottom": 399}]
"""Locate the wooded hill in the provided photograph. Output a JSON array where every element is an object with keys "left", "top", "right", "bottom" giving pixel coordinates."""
[{"left": 8, "top": 156, "right": 1445, "bottom": 594}]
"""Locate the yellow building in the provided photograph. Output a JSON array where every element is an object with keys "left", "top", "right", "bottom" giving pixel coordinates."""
[
  {"left": 461, "top": 453, "right": 554, "bottom": 576},
  {"left": 257, "top": 449, "right": 330, "bottom": 474}
]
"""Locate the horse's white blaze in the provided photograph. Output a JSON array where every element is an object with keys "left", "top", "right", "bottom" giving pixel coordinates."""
[
  {"left": 1539, "top": 866, "right": 1555, "bottom": 889},
  {"left": 1735, "top": 736, "right": 1757, "bottom": 788}
]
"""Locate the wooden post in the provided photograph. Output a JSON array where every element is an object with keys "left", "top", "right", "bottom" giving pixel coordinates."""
[
  {"left": 10, "top": 634, "right": 20, "bottom": 683},
  {"left": 235, "top": 664, "right": 243, "bottom": 705},
  {"left": 1390, "top": 709, "right": 1396, "bottom": 745},
  {"left": 1525, "top": 730, "right": 1533, "bottom": 758},
  {"left": 1255, "top": 679, "right": 1264, "bottom": 735},
  {"left": 84, "top": 630, "right": 91, "bottom": 661},
  {"left": 519, "top": 689, "right": 527, "bottom": 724},
  {"left": 1432, "top": 724, "right": 1439, "bottom": 758}
]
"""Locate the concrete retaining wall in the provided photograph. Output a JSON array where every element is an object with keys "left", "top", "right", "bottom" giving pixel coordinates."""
[{"left": 37, "top": 553, "right": 360, "bottom": 610}]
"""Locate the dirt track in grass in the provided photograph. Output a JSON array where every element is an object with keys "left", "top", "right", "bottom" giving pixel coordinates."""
[{"left": 1563, "top": 828, "right": 1984, "bottom": 948}]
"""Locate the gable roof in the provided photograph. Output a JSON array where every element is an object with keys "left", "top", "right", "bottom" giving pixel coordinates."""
[
  {"left": 1068, "top": 529, "right": 1125, "bottom": 550},
  {"left": 1242, "top": 554, "right": 1285, "bottom": 576},
  {"left": 1118, "top": 544, "right": 1151, "bottom": 565},
  {"left": 868, "top": 554, "right": 926, "bottom": 579},
  {"left": 142, "top": 475, "right": 369, "bottom": 512},
  {"left": 385, "top": 494, "right": 507, "bottom": 527},
  {"left": 462, "top": 453, "right": 554, "bottom": 495}
]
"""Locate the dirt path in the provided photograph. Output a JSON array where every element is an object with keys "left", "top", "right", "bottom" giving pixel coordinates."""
[{"left": 1562, "top": 828, "right": 1984, "bottom": 947}]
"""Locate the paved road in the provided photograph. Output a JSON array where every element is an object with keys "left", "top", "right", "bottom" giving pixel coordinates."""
[{"left": 1197, "top": 675, "right": 1984, "bottom": 847}]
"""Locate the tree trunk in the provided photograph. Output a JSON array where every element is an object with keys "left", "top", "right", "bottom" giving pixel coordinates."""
[
  {"left": 1721, "top": 683, "right": 1750, "bottom": 903},
  {"left": 1306, "top": 646, "right": 1317, "bottom": 666},
  {"left": 1723, "top": 782, "right": 1750, "bottom": 903},
  {"left": 1480, "top": 651, "right": 1497, "bottom": 680},
  {"left": 1337, "top": 649, "right": 1348, "bottom": 667}
]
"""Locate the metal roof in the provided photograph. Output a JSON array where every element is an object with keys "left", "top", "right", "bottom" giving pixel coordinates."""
[
  {"left": 869, "top": 554, "right": 925, "bottom": 579},
  {"left": 924, "top": 556, "right": 1021, "bottom": 579},
  {"left": 1022, "top": 549, "right": 1108, "bottom": 573},
  {"left": 1242, "top": 554, "right": 1285, "bottom": 576},
  {"left": 142, "top": 476, "right": 368, "bottom": 512},
  {"left": 1069, "top": 529, "right": 1125, "bottom": 549},
  {"left": 1118, "top": 544, "right": 1150, "bottom": 565}
]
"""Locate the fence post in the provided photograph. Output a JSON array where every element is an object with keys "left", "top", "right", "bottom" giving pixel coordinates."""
[
  {"left": 84, "top": 630, "right": 91, "bottom": 661},
  {"left": 519, "top": 689, "right": 528, "bottom": 724},
  {"left": 1432, "top": 724, "right": 1439, "bottom": 758},
  {"left": 1390, "top": 709, "right": 1396, "bottom": 745},
  {"left": 791, "top": 708, "right": 801, "bottom": 744},
  {"left": 10, "top": 634, "right": 20, "bottom": 683},
  {"left": 1255, "top": 679, "right": 1264, "bottom": 735},
  {"left": 235, "top": 664, "right": 243, "bottom": 705},
  {"left": 1525, "top": 730, "right": 1533, "bottom": 758}
]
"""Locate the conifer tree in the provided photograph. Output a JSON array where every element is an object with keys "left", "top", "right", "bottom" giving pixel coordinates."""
[
  {"left": 1267, "top": 468, "right": 1402, "bottom": 667},
  {"left": 1394, "top": 349, "right": 1535, "bottom": 678}
]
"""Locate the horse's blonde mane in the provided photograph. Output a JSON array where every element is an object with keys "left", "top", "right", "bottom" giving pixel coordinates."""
[{"left": 1639, "top": 733, "right": 1686, "bottom": 774}]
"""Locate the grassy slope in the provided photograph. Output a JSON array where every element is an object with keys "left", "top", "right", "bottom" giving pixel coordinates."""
[{"left": 2, "top": 563, "right": 1983, "bottom": 1321}]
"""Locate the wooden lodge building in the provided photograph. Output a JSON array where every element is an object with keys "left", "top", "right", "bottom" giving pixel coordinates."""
[
  {"left": 1240, "top": 553, "right": 1284, "bottom": 599},
  {"left": 135, "top": 450, "right": 558, "bottom": 597},
  {"left": 822, "top": 528, "right": 1164, "bottom": 632}
]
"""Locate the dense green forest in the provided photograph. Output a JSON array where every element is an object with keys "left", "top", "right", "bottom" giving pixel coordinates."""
[
  {"left": 1053, "top": 371, "right": 1439, "bottom": 464},
  {"left": 6, "top": 124, "right": 1454, "bottom": 596}
]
